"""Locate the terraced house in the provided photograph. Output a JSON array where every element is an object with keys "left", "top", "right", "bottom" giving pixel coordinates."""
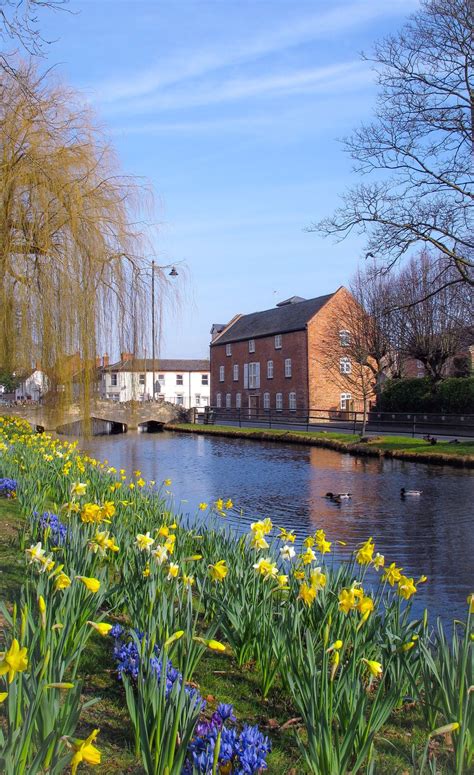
[{"left": 210, "top": 287, "right": 370, "bottom": 415}]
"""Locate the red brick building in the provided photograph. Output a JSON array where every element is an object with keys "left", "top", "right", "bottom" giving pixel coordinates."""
[{"left": 210, "top": 287, "right": 367, "bottom": 414}]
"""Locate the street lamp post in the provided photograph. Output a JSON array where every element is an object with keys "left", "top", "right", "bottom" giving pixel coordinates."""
[{"left": 151, "top": 260, "right": 179, "bottom": 401}]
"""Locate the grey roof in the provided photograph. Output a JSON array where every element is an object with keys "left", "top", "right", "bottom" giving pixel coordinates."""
[
  {"left": 102, "top": 359, "right": 209, "bottom": 372},
  {"left": 276, "top": 295, "right": 307, "bottom": 306},
  {"left": 212, "top": 291, "right": 337, "bottom": 345}
]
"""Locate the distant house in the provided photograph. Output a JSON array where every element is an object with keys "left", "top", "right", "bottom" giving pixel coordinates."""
[
  {"left": 15, "top": 368, "right": 48, "bottom": 402},
  {"left": 210, "top": 288, "right": 370, "bottom": 414},
  {"left": 99, "top": 354, "right": 210, "bottom": 407}
]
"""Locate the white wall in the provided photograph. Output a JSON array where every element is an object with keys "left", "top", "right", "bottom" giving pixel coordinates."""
[
  {"left": 15, "top": 370, "right": 48, "bottom": 402},
  {"left": 100, "top": 369, "right": 210, "bottom": 408}
]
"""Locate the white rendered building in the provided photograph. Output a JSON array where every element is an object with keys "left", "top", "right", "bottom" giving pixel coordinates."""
[
  {"left": 100, "top": 355, "right": 210, "bottom": 408},
  {"left": 15, "top": 369, "right": 49, "bottom": 402}
]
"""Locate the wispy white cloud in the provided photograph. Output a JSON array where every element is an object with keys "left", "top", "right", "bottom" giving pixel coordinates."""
[{"left": 93, "top": 0, "right": 419, "bottom": 106}]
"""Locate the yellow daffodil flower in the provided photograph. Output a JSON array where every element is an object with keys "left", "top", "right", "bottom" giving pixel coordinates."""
[
  {"left": 362, "top": 658, "right": 383, "bottom": 678},
  {"left": 224, "top": 498, "right": 233, "bottom": 509},
  {"left": 398, "top": 575, "right": 417, "bottom": 600},
  {"left": 373, "top": 552, "right": 385, "bottom": 570},
  {"left": 356, "top": 537, "right": 375, "bottom": 565},
  {"left": 0, "top": 692, "right": 8, "bottom": 703},
  {"left": 182, "top": 574, "right": 195, "bottom": 587},
  {"left": 253, "top": 557, "right": 278, "bottom": 579},
  {"left": 0, "top": 639, "right": 28, "bottom": 683},
  {"left": 26, "top": 542, "right": 45, "bottom": 565},
  {"left": 69, "top": 728, "right": 101, "bottom": 774},
  {"left": 143, "top": 564, "right": 151, "bottom": 578},
  {"left": 55, "top": 572, "right": 71, "bottom": 591},
  {"left": 209, "top": 560, "right": 228, "bottom": 582},
  {"left": 136, "top": 478, "right": 146, "bottom": 488},
  {"left": 76, "top": 576, "right": 101, "bottom": 594},
  {"left": 310, "top": 567, "right": 327, "bottom": 591},
  {"left": 71, "top": 482, "right": 87, "bottom": 496},
  {"left": 157, "top": 525, "right": 170, "bottom": 537},
  {"left": 100, "top": 501, "right": 116, "bottom": 519},
  {"left": 298, "top": 582, "right": 316, "bottom": 607},
  {"left": 468, "top": 593, "right": 474, "bottom": 614},
  {"left": 301, "top": 547, "right": 316, "bottom": 565},
  {"left": 164, "top": 478, "right": 172, "bottom": 486},
  {"left": 135, "top": 532, "right": 155, "bottom": 551},
  {"left": 167, "top": 562, "right": 180, "bottom": 580},
  {"left": 251, "top": 530, "right": 269, "bottom": 550},
  {"left": 198, "top": 502, "right": 208, "bottom": 510},
  {"left": 303, "top": 536, "right": 315, "bottom": 548},
  {"left": 152, "top": 545, "right": 168, "bottom": 565},
  {"left": 382, "top": 562, "right": 402, "bottom": 586},
  {"left": 87, "top": 622, "right": 113, "bottom": 637}
]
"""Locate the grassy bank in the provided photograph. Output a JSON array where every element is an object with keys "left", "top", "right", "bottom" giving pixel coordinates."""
[
  {"left": 0, "top": 500, "right": 457, "bottom": 774},
  {"left": 167, "top": 424, "right": 474, "bottom": 467}
]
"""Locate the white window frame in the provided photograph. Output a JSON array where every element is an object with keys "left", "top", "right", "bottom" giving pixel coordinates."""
[
  {"left": 175, "top": 394, "right": 184, "bottom": 405},
  {"left": 225, "top": 393, "right": 232, "bottom": 408},
  {"left": 219, "top": 365, "right": 225, "bottom": 382},
  {"left": 339, "top": 330, "right": 351, "bottom": 347},
  {"left": 248, "top": 362, "right": 260, "bottom": 389},
  {"left": 339, "top": 357, "right": 351, "bottom": 374},
  {"left": 233, "top": 364, "right": 239, "bottom": 381},
  {"left": 216, "top": 392, "right": 222, "bottom": 408},
  {"left": 201, "top": 374, "right": 209, "bottom": 385},
  {"left": 340, "top": 392, "right": 352, "bottom": 410},
  {"left": 139, "top": 373, "right": 146, "bottom": 386},
  {"left": 158, "top": 373, "right": 165, "bottom": 381},
  {"left": 176, "top": 374, "right": 184, "bottom": 385},
  {"left": 267, "top": 359, "right": 274, "bottom": 379},
  {"left": 289, "top": 392, "right": 296, "bottom": 411},
  {"left": 195, "top": 394, "right": 201, "bottom": 406},
  {"left": 263, "top": 392, "right": 270, "bottom": 409},
  {"left": 248, "top": 339, "right": 255, "bottom": 353},
  {"left": 284, "top": 358, "right": 292, "bottom": 378},
  {"left": 236, "top": 392, "right": 241, "bottom": 409},
  {"left": 226, "top": 344, "right": 232, "bottom": 356},
  {"left": 110, "top": 372, "right": 118, "bottom": 387},
  {"left": 276, "top": 392, "right": 283, "bottom": 411},
  {"left": 274, "top": 334, "right": 282, "bottom": 349}
]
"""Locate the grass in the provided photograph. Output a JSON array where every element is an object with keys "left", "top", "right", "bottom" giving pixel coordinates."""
[
  {"left": 0, "top": 497, "right": 458, "bottom": 774},
  {"left": 168, "top": 423, "right": 474, "bottom": 466}
]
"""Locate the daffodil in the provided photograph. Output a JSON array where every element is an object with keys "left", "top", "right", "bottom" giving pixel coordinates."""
[
  {"left": 280, "top": 544, "right": 296, "bottom": 561},
  {"left": 309, "top": 567, "right": 327, "bottom": 591},
  {"left": 164, "top": 478, "right": 172, "bottom": 486},
  {"left": 275, "top": 574, "right": 289, "bottom": 589},
  {"left": 157, "top": 525, "right": 170, "bottom": 537},
  {"left": 278, "top": 527, "right": 296, "bottom": 543},
  {"left": 362, "top": 658, "right": 383, "bottom": 678},
  {"left": 182, "top": 574, "right": 195, "bottom": 587},
  {"left": 209, "top": 560, "right": 228, "bottom": 582},
  {"left": 356, "top": 537, "right": 375, "bottom": 565},
  {"left": 0, "top": 639, "right": 28, "bottom": 683},
  {"left": 253, "top": 557, "right": 278, "bottom": 579},
  {"left": 303, "top": 536, "right": 315, "bottom": 548},
  {"left": 87, "top": 621, "right": 113, "bottom": 637},
  {"left": 76, "top": 576, "right": 101, "bottom": 594},
  {"left": 250, "top": 518, "right": 272, "bottom": 535},
  {"left": 55, "top": 572, "right": 71, "bottom": 591},
  {"left": 398, "top": 575, "right": 417, "bottom": 600},
  {"left": 26, "top": 542, "right": 46, "bottom": 565},
  {"left": 136, "top": 478, "right": 145, "bottom": 488},
  {"left": 71, "top": 482, "right": 87, "bottom": 496},
  {"left": 373, "top": 552, "right": 385, "bottom": 570},
  {"left": 468, "top": 592, "right": 474, "bottom": 614},
  {"left": 298, "top": 582, "right": 316, "bottom": 607},
  {"left": 100, "top": 501, "right": 116, "bottom": 519},
  {"left": 69, "top": 728, "right": 101, "bottom": 774},
  {"left": 135, "top": 532, "right": 155, "bottom": 551},
  {"left": 198, "top": 502, "right": 208, "bottom": 511},
  {"left": 0, "top": 692, "right": 8, "bottom": 703},
  {"left": 167, "top": 562, "right": 179, "bottom": 580},
  {"left": 358, "top": 595, "right": 375, "bottom": 621},
  {"left": 251, "top": 530, "right": 269, "bottom": 550},
  {"left": 152, "top": 545, "right": 168, "bottom": 565},
  {"left": 338, "top": 588, "right": 356, "bottom": 614},
  {"left": 301, "top": 547, "right": 316, "bottom": 565},
  {"left": 382, "top": 562, "right": 402, "bottom": 586}
]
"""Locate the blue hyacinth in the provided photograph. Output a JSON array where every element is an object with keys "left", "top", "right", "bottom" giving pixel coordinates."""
[
  {"left": 34, "top": 511, "right": 68, "bottom": 546},
  {"left": 0, "top": 477, "right": 17, "bottom": 497}
]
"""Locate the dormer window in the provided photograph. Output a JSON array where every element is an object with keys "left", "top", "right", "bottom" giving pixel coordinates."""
[{"left": 339, "top": 330, "right": 351, "bottom": 347}]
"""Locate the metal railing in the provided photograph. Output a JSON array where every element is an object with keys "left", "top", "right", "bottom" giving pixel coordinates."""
[{"left": 195, "top": 406, "right": 474, "bottom": 438}]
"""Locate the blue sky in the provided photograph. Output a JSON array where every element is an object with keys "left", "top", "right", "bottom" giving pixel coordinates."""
[{"left": 40, "top": 0, "right": 419, "bottom": 358}]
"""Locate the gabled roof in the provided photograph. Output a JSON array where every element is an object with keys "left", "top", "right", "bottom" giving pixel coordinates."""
[
  {"left": 211, "top": 291, "right": 338, "bottom": 345},
  {"left": 102, "top": 358, "right": 210, "bottom": 373}
]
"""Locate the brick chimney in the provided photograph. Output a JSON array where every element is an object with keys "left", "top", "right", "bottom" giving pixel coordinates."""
[
  {"left": 95, "top": 356, "right": 101, "bottom": 368},
  {"left": 121, "top": 352, "right": 134, "bottom": 362},
  {"left": 102, "top": 354, "right": 109, "bottom": 367}
]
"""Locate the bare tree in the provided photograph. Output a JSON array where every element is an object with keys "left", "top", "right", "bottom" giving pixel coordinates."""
[
  {"left": 1, "top": 0, "right": 68, "bottom": 77},
  {"left": 311, "top": 0, "right": 473, "bottom": 290},
  {"left": 392, "top": 252, "right": 473, "bottom": 380}
]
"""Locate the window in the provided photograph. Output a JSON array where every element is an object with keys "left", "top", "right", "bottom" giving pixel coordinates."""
[
  {"left": 289, "top": 392, "right": 296, "bottom": 411},
  {"left": 226, "top": 344, "right": 232, "bottom": 356},
  {"left": 233, "top": 364, "right": 239, "bottom": 381},
  {"left": 157, "top": 393, "right": 165, "bottom": 401},
  {"left": 176, "top": 374, "right": 184, "bottom": 385},
  {"left": 284, "top": 358, "right": 292, "bottom": 378},
  {"left": 110, "top": 372, "right": 118, "bottom": 387},
  {"left": 274, "top": 334, "right": 282, "bottom": 349},
  {"left": 225, "top": 393, "right": 231, "bottom": 408},
  {"left": 248, "top": 362, "right": 260, "bottom": 389},
  {"left": 158, "top": 374, "right": 165, "bottom": 381},
  {"left": 267, "top": 359, "right": 274, "bottom": 379},
  {"left": 248, "top": 339, "right": 255, "bottom": 353},
  {"left": 195, "top": 394, "right": 201, "bottom": 406},
  {"left": 276, "top": 392, "right": 283, "bottom": 411},
  {"left": 139, "top": 373, "right": 145, "bottom": 386},
  {"left": 219, "top": 366, "right": 224, "bottom": 382},
  {"left": 339, "top": 356, "right": 351, "bottom": 374},
  {"left": 263, "top": 392, "right": 270, "bottom": 409},
  {"left": 202, "top": 396, "right": 208, "bottom": 405},
  {"left": 339, "top": 330, "right": 351, "bottom": 347},
  {"left": 236, "top": 392, "right": 241, "bottom": 409},
  {"left": 216, "top": 392, "right": 222, "bottom": 408},
  {"left": 340, "top": 393, "right": 352, "bottom": 410},
  {"left": 201, "top": 374, "right": 208, "bottom": 385},
  {"left": 176, "top": 394, "right": 184, "bottom": 405}
]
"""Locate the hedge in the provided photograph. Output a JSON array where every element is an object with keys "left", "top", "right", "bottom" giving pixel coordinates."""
[{"left": 379, "top": 376, "right": 474, "bottom": 414}]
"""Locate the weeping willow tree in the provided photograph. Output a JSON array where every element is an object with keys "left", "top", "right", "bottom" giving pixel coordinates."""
[{"left": 0, "top": 65, "right": 157, "bottom": 409}]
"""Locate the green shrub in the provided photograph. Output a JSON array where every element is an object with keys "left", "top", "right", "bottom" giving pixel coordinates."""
[{"left": 379, "top": 377, "right": 474, "bottom": 414}]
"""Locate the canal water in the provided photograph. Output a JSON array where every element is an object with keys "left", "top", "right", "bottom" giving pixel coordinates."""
[{"left": 82, "top": 430, "right": 473, "bottom": 625}]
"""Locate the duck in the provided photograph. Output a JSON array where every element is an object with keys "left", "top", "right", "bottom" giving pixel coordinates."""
[
  {"left": 400, "top": 488, "right": 422, "bottom": 497},
  {"left": 325, "top": 492, "right": 352, "bottom": 502}
]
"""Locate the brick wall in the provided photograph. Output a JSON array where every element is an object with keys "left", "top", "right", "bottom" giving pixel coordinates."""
[{"left": 210, "top": 329, "right": 309, "bottom": 412}]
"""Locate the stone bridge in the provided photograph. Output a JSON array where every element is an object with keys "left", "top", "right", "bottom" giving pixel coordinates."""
[{"left": 4, "top": 400, "right": 189, "bottom": 434}]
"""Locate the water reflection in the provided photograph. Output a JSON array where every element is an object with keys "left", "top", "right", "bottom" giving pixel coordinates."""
[{"left": 82, "top": 431, "right": 473, "bottom": 624}]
